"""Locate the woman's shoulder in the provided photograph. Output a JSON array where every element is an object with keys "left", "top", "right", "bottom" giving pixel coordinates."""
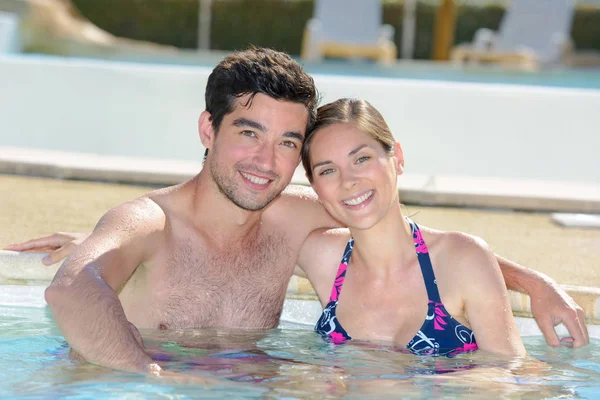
[
  {"left": 297, "top": 228, "right": 352, "bottom": 305},
  {"left": 418, "top": 225, "right": 504, "bottom": 315},
  {"left": 298, "top": 228, "right": 351, "bottom": 273},
  {"left": 419, "top": 226, "right": 496, "bottom": 271}
]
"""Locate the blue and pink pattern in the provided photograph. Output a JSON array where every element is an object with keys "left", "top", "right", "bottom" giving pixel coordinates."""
[{"left": 314, "top": 217, "right": 478, "bottom": 357}]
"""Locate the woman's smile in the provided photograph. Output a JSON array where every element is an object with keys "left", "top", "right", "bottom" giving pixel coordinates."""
[{"left": 341, "top": 190, "right": 375, "bottom": 209}]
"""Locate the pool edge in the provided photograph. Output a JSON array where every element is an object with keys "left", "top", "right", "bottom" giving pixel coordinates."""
[
  {"left": 2, "top": 250, "right": 599, "bottom": 327},
  {"left": 1, "top": 146, "right": 600, "bottom": 212}
]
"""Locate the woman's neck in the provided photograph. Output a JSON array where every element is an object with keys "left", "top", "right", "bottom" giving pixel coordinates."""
[{"left": 349, "top": 204, "right": 415, "bottom": 279}]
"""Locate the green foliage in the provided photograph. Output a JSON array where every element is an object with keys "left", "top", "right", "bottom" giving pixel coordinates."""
[
  {"left": 72, "top": 0, "right": 199, "bottom": 48},
  {"left": 571, "top": 6, "right": 600, "bottom": 51},
  {"left": 211, "top": 0, "right": 312, "bottom": 54},
  {"left": 70, "top": 0, "right": 600, "bottom": 59}
]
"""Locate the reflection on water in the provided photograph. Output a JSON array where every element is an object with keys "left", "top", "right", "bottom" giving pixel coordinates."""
[{"left": 1, "top": 305, "right": 599, "bottom": 399}]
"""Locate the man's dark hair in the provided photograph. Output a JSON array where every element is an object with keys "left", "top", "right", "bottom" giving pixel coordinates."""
[{"left": 203, "top": 47, "right": 319, "bottom": 160}]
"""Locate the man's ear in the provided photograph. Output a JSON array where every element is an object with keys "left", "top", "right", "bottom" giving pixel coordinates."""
[
  {"left": 199, "top": 111, "right": 215, "bottom": 149},
  {"left": 393, "top": 141, "right": 405, "bottom": 176}
]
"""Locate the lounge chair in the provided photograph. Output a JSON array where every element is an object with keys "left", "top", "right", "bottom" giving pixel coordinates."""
[
  {"left": 451, "top": 0, "right": 575, "bottom": 70},
  {"left": 301, "top": 0, "right": 397, "bottom": 64},
  {"left": 0, "top": 11, "right": 20, "bottom": 54}
]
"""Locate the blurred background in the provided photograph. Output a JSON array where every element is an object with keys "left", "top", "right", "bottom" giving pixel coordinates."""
[
  {"left": 1, "top": 0, "right": 600, "bottom": 65},
  {"left": 1, "top": 0, "right": 600, "bottom": 183}
]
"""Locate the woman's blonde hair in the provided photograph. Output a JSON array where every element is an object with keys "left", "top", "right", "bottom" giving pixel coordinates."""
[{"left": 301, "top": 98, "right": 395, "bottom": 182}]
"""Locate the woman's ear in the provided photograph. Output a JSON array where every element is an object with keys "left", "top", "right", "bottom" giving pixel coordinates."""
[
  {"left": 393, "top": 141, "right": 405, "bottom": 176},
  {"left": 198, "top": 111, "right": 215, "bottom": 149}
]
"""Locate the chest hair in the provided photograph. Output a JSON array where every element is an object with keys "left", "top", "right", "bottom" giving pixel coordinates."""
[{"left": 155, "top": 231, "right": 294, "bottom": 329}]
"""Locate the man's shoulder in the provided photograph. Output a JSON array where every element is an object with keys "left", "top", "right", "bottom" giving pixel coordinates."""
[
  {"left": 265, "top": 184, "right": 319, "bottom": 218},
  {"left": 100, "top": 193, "right": 168, "bottom": 235},
  {"left": 280, "top": 184, "right": 318, "bottom": 203},
  {"left": 307, "top": 228, "right": 351, "bottom": 248}
]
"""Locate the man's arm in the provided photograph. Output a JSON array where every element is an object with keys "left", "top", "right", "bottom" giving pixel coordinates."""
[
  {"left": 44, "top": 198, "right": 164, "bottom": 373},
  {"left": 495, "top": 254, "right": 589, "bottom": 348},
  {"left": 279, "top": 184, "right": 343, "bottom": 229}
]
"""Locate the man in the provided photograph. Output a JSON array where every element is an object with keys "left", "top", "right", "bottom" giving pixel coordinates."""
[{"left": 6, "top": 48, "right": 588, "bottom": 377}]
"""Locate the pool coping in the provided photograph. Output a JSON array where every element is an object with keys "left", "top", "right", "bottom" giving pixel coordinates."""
[
  {"left": 0, "top": 284, "right": 598, "bottom": 339},
  {"left": 1, "top": 146, "right": 599, "bottom": 213},
  {"left": 1, "top": 250, "right": 599, "bottom": 326}
]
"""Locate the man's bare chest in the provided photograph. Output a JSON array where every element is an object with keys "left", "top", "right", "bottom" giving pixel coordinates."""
[{"left": 124, "top": 232, "right": 296, "bottom": 330}]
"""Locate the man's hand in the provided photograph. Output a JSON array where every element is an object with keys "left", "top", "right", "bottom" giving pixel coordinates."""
[
  {"left": 529, "top": 278, "right": 589, "bottom": 348},
  {"left": 495, "top": 254, "right": 589, "bottom": 349},
  {"left": 4, "top": 232, "right": 89, "bottom": 265}
]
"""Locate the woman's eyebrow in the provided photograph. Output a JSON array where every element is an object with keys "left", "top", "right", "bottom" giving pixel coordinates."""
[
  {"left": 312, "top": 159, "right": 332, "bottom": 169},
  {"left": 313, "top": 144, "right": 369, "bottom": 169},
  {"left": 349, "top": 144, "right": 368, "bottom": 156}
]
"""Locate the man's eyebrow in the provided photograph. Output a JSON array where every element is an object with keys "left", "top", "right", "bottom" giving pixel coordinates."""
[
  {"left": 231, "top": 119, "right": 303, "bottom": 142},
  {"left": 283, "top": 131, "right": 305, "bottom": 142},
  {"left": 232, "top": 118, "right": 266, "bottom": 132},
  {"left": 312, "top": 144, "right": 369, "bottom": 170}
]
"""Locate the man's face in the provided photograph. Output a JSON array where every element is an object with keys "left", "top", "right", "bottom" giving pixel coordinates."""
[{"left": 208, "top": 93, "right": 308, "bottom": 211}]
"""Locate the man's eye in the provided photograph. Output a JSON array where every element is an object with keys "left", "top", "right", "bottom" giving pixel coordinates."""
[
  {"left": 241, "top": 130, "right": 256, "bottom": 137},
  {"left": 281, "top": 140, "right": 298, "bottom": 149}
]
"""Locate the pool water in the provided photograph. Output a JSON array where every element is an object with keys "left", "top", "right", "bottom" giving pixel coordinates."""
[
  {"left": 24, "top": 52, "right": 600, "bottom": 91},
  {"left": 2, "top": 298, "right": 600, "bottom": 399},
  {"left": 304, "top": 59, "right": 600, "bottom": 90}
]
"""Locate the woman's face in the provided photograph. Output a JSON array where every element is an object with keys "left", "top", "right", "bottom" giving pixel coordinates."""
[{"left": 309, "top": 122, "right": 402, "bottom": 230}]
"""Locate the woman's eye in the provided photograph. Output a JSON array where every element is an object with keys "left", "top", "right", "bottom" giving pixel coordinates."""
[
  {"left": 318, "top": 168, "right": 335, "bottom": 176},
  {"left": 357, "top": 156, "right": 370, "bottom": 164}
]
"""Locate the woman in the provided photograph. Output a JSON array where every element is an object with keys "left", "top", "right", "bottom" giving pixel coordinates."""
[{"left": 297, "top": 98, "right": 526, "bottom": 357}]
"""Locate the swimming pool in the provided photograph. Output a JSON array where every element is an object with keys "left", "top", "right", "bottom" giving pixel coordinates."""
[
  {"left": 29, "top": 50, "right": 600, "bottom": 90},
  {"left": 2, "top": 285, "right": 600, "bottom": 399},
  {"left": 306, "top": 59, "right": 600, "bottom": 90},
  {"left": 1, "top": 50, "right": 599, "bottom": 397}
]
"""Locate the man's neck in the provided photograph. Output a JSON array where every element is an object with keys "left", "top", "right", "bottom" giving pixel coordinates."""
[{"left": 190, "top": 170, "right": 265, "bottom": 240}]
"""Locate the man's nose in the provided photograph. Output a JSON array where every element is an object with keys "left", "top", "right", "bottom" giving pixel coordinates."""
[{"left": 253, "top": 143, "right": 276, "bottom": 171}]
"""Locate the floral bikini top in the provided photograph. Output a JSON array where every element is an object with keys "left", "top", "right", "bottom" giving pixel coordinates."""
[{"left": 314, "top": 217, "right": 478, "bottom": 357}]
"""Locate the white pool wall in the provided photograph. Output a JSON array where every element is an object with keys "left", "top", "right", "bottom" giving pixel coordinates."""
[
  {"left": 1, "top": 54, "right": 600, "bottom": 184},
  {"left": 0, "top": 284, "right": 598, "bottom": 339}
]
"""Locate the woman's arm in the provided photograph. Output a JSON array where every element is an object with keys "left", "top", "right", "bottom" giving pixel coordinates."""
[{"left": 453, "top": 234, "right": 527, "bottom": 357}]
